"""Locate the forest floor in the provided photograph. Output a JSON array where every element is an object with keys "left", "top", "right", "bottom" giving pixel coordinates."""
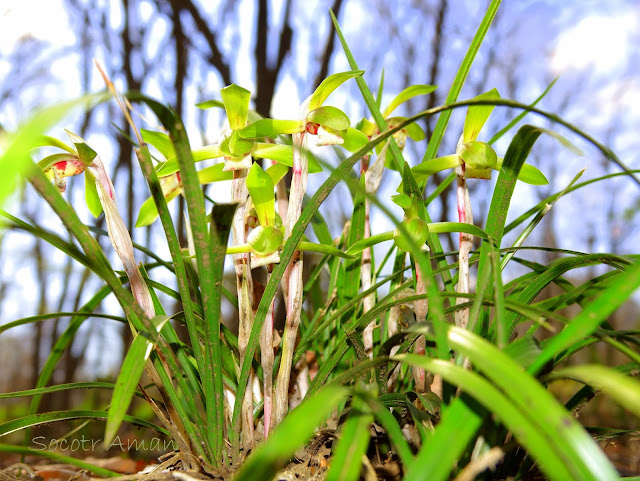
[{"left": 1, "top": 433, "right": 640, "bottom": 481}]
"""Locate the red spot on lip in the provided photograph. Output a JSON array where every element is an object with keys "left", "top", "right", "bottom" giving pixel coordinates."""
[
  {"left": 53, "top": 161, "right": 68, "bottom": 170},
  {"left": 305, "top": 122, "right": 320, "bottom": 135}
]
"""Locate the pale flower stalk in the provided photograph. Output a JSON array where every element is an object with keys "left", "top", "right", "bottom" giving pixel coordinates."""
[
  {"left": 455, "top": 161, "right": 473, "bottom": 330},
  {"left": 274, "top": 130, "right": 307, "bottom": 424},
  {"left": 230, "top": 164, "right": 256, "bottom": 451},
  {"left": 361, "top": 142, "right": 386, "bottom": 359}
]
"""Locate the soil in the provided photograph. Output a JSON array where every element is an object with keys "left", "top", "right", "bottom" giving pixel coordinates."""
[{"left": 1, "top": 433, "right": 639, "bottom": 481}]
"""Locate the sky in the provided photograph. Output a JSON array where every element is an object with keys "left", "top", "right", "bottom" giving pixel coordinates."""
[{"left": 1, "top": 0, "right": 639, "bottom": 378}]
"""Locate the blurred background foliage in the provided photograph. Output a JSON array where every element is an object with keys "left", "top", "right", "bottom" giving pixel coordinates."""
[{"left": 0, "top": 0, "right": 638, "bottom": 429}]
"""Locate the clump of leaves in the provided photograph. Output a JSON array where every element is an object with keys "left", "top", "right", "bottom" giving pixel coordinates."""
[{"left": 1, "top": 2, "right": 640, "bottom": 481}]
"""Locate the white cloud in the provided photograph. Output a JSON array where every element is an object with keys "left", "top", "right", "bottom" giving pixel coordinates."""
[
  {"left": 0, "top": 0, "right": 74, "bottom": 54},
  {"left": 551, "top": 13, "right": 638, "bottom": 74}
]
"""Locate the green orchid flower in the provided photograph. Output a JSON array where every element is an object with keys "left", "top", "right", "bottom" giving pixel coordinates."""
[
  {"left": 353, "top": 84, "right": 437, "bottom": 165},
  {"left": 226, "top": 163, "right": 352, "bottom": 267},
  {"left": 412, "top": 88, "right": 549, "bottom": 186}
]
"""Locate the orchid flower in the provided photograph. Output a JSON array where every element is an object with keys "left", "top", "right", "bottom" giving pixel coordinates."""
[
  {"left": 40, "top": 131, "right": 155, "bottom": 319},
  {"left": 411, "top": 88, "right": 549, "bottom": 185}
]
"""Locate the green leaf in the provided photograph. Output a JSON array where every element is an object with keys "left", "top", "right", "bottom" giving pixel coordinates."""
[
  {"left": 141, "top": 129, "right": 175, "bottom": 160},
  {"left": 0, "top": 443, "right": 120, "bottom": 478},
  {"left": 105, "top": 316, "right": 170, "bottom": 444},
  {"left": 237, "top": 119, "right": 303, "bottom": 139},
  {"left": 363, "top": 395, "right": 413, "bottom": 467},
  {"left": 307, "top": 106, "right": 351, "bottom": 131},
  {"left": 406, "top": 399, "right": 483, "bottom": 481},
  {"left": 488, "top": 78, "right": 558, "bottom": 145},
  {"left": 503, "top": 336, "right": 542, "bottom": 369},
  {"left": 326, "top": 390, "right": 373, "bottom": 481},
  {"left": 307, "top": 70, "right": 364, "bottom": 112},
  {"left": 423, "top": 1, "right": 501, "bottom": 162},
  {"left": 84, "top": 170, "right": 102, "bottom": 218},
  {"left": 548, "top": 364, "right": 640, "bottom": 418},
  {"left": 220, "top": 84, "right": 251, "bottom": 130},
  {"left": 247, "top": 163, "right": 276, "bottom": 227},
  {"left": 535, "top": 126, "right": 584, "bottom": 156},
  {"left": 234, "top": 386, "right": 348, "bottom": 481},
  {"left": 1, "top": 410, "right": 167, "bottom": 439},
  {"left": 126, "top": 94, "right": 230, "bottom": 462},
  {"left": 445, "top": 326, "right": 618, "bottom": 480},
  {"left": 463, "top": 88, "right": 500, "bottom": 143},
  {"left": 529, "top": 260, "right": 640, "bottom": 375},
  {"left": 397, "top": 355, "right": 594, "bottom": 481},
  {"left": 383, "top": 84, "right": 438, "bottom": 117},
  {"left": 458, "top": 140, "right": 497, "bottom": 169},
  {"left": 206, "top": 204, "right": 238, "bottom": 458}
]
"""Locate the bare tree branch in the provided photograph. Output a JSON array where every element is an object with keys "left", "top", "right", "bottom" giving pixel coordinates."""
[
  {"left": 254, "top": 0, "right": 293, "bottom": 117},
  {"left": 168, "top": 0, "right": 233, "bottom": 86},
  {"left": 425, "top": 0, "right": 447, "bottom": 140},
  {"left": 312, "top": 0, "right": 344, "bottom": 90}
]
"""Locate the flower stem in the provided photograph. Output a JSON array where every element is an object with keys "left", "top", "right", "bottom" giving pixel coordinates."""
[
  {"left": 231, "top": 168, "right": 255, "bottom": 453},
  {"left": 274, "top": 131, "right": 307, "bottom": 425},
  {"left": 259, "top": 264, "right": 275, "bottom": 438},
  {"left": 455, "top": 165, "right": 473, "bottom": 330}
]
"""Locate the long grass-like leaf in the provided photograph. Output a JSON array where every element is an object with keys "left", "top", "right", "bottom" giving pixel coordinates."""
[
  {"left": 473, "top": 125, "right": 543, "bottom": 338},
  {"left": 529, "top": 260, "right": 640, "bottom": 374},
  {"left": 447, "top": 326, "right": 618, "bottom": 480},
  {"left": 105, "top": 315, "right": 170, "bottom": 444},
  {"left": 548, "top": 364, "right": 640, "bottom": 417},
  {"left": 0, "top": 411, "right": 167, "bottom": 438},
  {"left": 0, "top": 444, "right": 119, "bottom": 477},
  {"left": 403, "top": 398, "right": 483, "bottom": 481},
  {"left": 397, "top": 355, "right": 580, "bottom": 481},
  {"left": 326, "top": 389, "right": 373, "bottom": 481},
  {"left": 127, "top": 93, "right": 228, "bottom": 463},
  {"left": 423, "top": 0, "right": 501, "bottom": 162},
  {"left": 0, "top": 311, "right": 124, "bottom": 335},
  {"left": 26, "top": 286, "right": 111, "bottom": 423},
  {"left": 330, "top": 11, "right": 455, "bottom": 295},
  {"left": 234, "top": 386, "right": 348, "bottom": 481}
]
